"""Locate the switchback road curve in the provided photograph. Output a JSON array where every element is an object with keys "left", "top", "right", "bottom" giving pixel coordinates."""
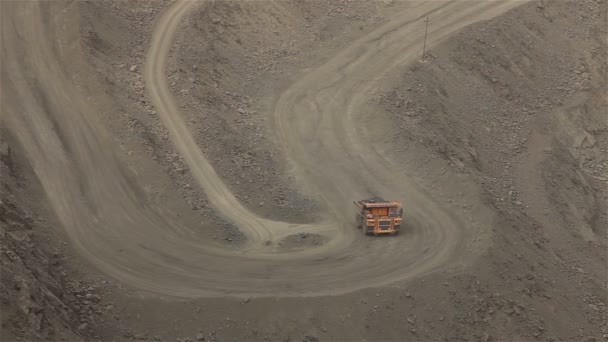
[{"left": 2, "top": 0, "right": 525, "bottom": 297}]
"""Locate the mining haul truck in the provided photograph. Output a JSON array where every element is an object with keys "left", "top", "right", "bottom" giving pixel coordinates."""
[{"left": 354, "top": 198, "right": 403, "bottom": 235}]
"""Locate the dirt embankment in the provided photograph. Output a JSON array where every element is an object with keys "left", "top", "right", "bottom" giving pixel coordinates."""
[
  {"left": 78, "top": 0, "right": 250, "bottom": 244},
  {"left": 0, "top": 132, "right": 111, "bottom": 341},
  {"left": 371, "top": 0, "right": 607, "bottom": 340},
  {"left": 164, "top": 0, "right": 395, "bottom": 223}
]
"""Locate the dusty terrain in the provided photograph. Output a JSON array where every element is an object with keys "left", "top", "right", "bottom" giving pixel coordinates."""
[{"left": 1, "top": 0, "right": 606, "bottom": 341}]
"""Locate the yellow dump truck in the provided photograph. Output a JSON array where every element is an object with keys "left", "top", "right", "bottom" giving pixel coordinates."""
[{"left": 354, "top": 198, "right": 403, "bottom": 235}]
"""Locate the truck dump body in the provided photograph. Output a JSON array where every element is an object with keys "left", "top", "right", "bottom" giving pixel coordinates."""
[{"left": 354, "top": 198, "right": 403, "bottom": 235}]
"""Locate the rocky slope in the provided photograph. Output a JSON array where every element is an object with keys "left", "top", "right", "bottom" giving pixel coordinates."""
[
  {"left": 371, "top": 0, "right": 607, "bottom": 340},
  {"left": 0, "top": 132, "right": 108, "bottom": 341},
  {"left": 1, "top": 0, "right": 606, "bottom": 341},
  {"left": 165, "top": 0, "right": 393, "bottom": 222}
]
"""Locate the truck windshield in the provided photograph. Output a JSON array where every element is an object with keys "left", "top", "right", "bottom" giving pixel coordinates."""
[{"left": 371, "top": 207, "right": 388, "bottom": 216}]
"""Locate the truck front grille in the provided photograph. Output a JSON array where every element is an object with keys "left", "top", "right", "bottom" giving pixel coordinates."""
[{"left": 378, "top": 220, "right": 391, "bottom": 230}]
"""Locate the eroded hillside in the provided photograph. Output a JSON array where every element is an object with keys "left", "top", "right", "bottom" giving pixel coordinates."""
[{"left": 1, "top": 0, "right": 605, "bottom": 340}]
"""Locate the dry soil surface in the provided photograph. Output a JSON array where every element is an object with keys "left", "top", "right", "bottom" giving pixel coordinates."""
[{"left": 1, "top": 0, "right": 606, "bottom": 341}]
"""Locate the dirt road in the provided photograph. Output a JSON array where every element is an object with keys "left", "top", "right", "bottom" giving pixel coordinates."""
[{"left": 2, "top": 0, "right": 525, "bottom": 298}]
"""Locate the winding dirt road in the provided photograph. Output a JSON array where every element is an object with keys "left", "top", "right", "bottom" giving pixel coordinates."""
[{"left": 1, "top": 0, "right": 525, "bottom": 297}]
